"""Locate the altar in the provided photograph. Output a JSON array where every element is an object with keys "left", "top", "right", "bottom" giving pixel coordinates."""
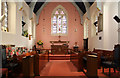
[{"left": 50, "top": 40, "right": 69, "bottom": 54}]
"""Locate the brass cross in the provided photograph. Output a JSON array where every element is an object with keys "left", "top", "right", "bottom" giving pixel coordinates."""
[{"left": 58, "top": 35, "right": 61, "bottom": 41}]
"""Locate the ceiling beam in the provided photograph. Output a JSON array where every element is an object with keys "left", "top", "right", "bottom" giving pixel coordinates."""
[
  {"left": 29, "top": 0, "right": 37, "bottom": 19},
  {"left": 82, "top": 0, "right": 91, "bottom": 19},
  {"left": 29, "top": 0, "right": 37, "bottom": 8}
]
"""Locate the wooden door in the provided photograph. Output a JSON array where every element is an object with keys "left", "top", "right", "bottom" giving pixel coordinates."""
[{"left": 83, "top": 38, "right": 88, "bottom": 51}]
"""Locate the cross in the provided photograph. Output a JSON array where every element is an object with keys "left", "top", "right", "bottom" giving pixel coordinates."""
[{"left": 58, "top": 35, "right": 61, "bottom": 41}]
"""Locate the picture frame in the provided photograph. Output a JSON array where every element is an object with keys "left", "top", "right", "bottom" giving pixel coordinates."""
[{"left": 98, "top": 13, "right": 103, "bottom": 32}]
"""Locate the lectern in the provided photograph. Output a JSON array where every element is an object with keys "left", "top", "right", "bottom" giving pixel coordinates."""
[{"left": 87, "top": 55, "right": 98, "bottom": 77}]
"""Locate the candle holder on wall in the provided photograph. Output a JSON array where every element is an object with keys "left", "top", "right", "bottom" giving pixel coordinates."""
[
  {"left": 29, "top": 35, "right": 32, "bottom": 40},
  {"left": 19, "top": 6, "right": 23, "bottom": 11}
]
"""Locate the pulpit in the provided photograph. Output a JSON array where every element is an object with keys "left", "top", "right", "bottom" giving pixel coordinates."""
[{"left": 50, "top": 40, "right": 69, "bottom": 54}]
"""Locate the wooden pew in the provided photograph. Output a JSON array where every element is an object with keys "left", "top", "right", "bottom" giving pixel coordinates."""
[
  {"left": 70, "top": 51, "right": 84, "bottom": 71},
  {"left": 92, "top": 49, "right": 114, "bottom": 68},
  {"left": 34, "top": 50, "right": 49, "bottom": 76},
  {"left": 93, "top": 49, "right": 113, "bottom": 58},
  {"left": 22, "top": 55, "right": 34, "bottom": 77}
]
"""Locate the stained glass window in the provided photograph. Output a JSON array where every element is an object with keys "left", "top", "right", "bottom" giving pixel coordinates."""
[
  {"left": 51, "top": 6, "right": 67, "bottom": 35},
  {"left": 1, "top": 2, "right": 8, "bottom": 32}
]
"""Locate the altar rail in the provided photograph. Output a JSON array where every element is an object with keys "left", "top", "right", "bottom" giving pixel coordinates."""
[{"left": 36, "top": 48, "right": 73, "bottom": 55}]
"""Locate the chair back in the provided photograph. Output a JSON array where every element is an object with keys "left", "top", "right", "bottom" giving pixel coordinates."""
[{"left": 114, "top": 44, "right": 120, "bottom": 66}]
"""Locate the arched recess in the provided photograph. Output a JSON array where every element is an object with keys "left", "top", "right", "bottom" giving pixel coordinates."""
[
  {"left": 84, "top": 18, "right": 89, "bottom": 39},
  {"left": 51, "top": 5, "right": 68, "bottom": 36},
  {"left": 91, "top": 9, "right": 99, "bottom": 37}
]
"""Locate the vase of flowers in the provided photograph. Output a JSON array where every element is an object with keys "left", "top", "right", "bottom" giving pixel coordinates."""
[{"left": 37, "top": 40, "right": 43, "bottom": 49}]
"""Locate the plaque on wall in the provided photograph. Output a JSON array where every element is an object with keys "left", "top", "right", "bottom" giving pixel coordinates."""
[{"left": 98, "top": 14, "right": 103, "bottom": 32}]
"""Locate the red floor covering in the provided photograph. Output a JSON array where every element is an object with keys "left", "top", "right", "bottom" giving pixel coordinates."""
[
  {"left": 35, "top": 60, "right": 120, "bottom": 78},
  {"left": 40, "top": 60, "right": 85, "bottom": 76}
]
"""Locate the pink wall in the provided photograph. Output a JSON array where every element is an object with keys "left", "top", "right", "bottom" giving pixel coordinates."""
[{"left": 36, "top": 2, "right": 84, "bottom": 49}]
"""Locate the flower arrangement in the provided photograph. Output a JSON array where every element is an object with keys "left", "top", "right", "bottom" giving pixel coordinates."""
[{"left": 37, "top": 40, "right": 43, "bottom": 46}]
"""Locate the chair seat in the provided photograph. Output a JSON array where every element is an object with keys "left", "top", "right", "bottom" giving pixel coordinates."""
[
  {"left": 9, "top": 63, "right": 18, "bottom": 67},
  {"left": 83, "top": 57, "right": 87, "bottom": 61},
  {"left": 102, "top": 61, "right": 117, "bottom": 68}
]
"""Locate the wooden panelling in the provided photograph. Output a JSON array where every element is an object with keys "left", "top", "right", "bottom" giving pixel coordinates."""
[
  {"left": 70, "top": 52, "right": 84, "bottom": 71},
  {"left": 86, "top": 55, "right": 98, "bottom": 77},
  {"left": 51, "top": 45, "right": 68, "bottom": 54},
  {"left": 22, "top": 56, "right": 34, "bottom": 76}
]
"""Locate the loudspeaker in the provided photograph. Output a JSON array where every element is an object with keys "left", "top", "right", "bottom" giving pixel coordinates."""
[
  {"left": 94, "top": 21, "right": 98, "bottom": 27},
  {"left": 22, "top": 21, "right": 26, "bottom": 26},
  {"left": 113, "top": 16, "right": 120, "bottom": 23}
]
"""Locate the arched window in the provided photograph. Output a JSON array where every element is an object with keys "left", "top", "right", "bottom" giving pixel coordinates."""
[
  {"left": 51, "top": 5, "right": 68, "bottom": 36},
  {"left": 1, "top": 2, "right": 8, "bottom": 32}
]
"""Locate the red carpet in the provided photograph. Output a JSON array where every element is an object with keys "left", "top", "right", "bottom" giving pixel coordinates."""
[
  {"left": 40, "top": 60, "right": 86, "bottom": 76},
  {"left": 35, "top": 59, "right": 120, "bottom": 78}
]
